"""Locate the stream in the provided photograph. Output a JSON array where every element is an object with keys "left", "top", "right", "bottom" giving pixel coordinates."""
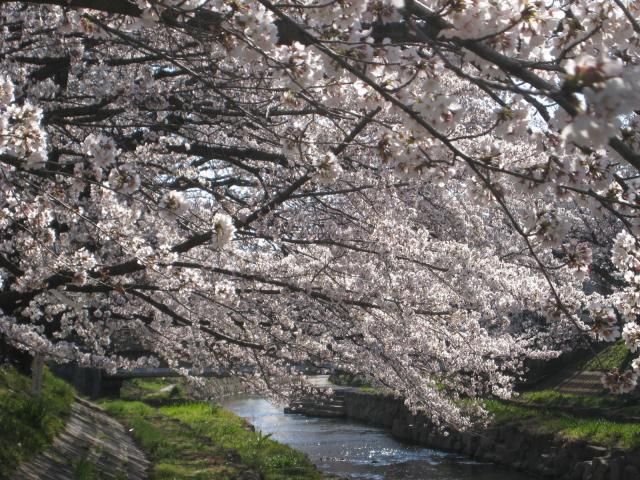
[{"left": 222, "top": 395, "right": 534, "bottom": 480}]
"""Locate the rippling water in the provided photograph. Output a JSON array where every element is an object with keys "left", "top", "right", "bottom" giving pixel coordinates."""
[{"left": 222, "top": 396, "right": 533, "bottom": 480}]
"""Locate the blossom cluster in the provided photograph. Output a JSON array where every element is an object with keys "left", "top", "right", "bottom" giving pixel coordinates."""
[{"left": 0, "top": 0, "right": 640, "bottom": 426}]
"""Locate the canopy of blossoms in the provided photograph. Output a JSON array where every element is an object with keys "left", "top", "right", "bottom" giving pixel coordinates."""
[{"left": 1, "top": 0, "right": 640, "bottom": 427}]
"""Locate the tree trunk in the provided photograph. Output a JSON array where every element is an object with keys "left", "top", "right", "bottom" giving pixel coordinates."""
[{"left": 31, "top": 354, "right": 45, "bottom": 396}]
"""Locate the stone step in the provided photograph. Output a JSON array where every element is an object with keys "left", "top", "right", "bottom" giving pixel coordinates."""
[
  {"left": 285, "top": 406, "right": 345, "bottom": 417},
  {"left": 284, "top": 380, "right": 351, "bottom": 418},
  {"left": 560, "top": 376, "right": 603, "bottom": 383},
  {"left": 557, "top": 378, "right": 603, "bottom": 385},
  {"left": 301, "top": 408, "right": 345, "bottom": 417},
  {"left": 556, "top": 388, "right": 606, "bottom": 396},
  {"left": 290, "top": 397, "right": 345, "bottom": 406},
  {"left": 562, "top": 371, "right": 603, "bottom": 378},
  {"left": 292, "top": 399, "right": 345, "bottom": 406},
  {"left": 557, "top": 384, "right": 603, "bottom": 390},
  {"left": 286, "top": 403, "right": 343, "bottom": 411},
  {"left": 553, "top": 370, "right": 606, "bottom": 396}
]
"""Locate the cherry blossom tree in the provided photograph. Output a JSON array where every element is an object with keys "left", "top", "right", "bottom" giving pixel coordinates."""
[{"left": 1, "top": 0, "right": 640, "bottom": 427}]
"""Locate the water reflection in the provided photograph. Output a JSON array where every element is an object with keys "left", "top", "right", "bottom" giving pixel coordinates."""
[{"left": 221, "top": 396, "right": 532, "bottom": 480}]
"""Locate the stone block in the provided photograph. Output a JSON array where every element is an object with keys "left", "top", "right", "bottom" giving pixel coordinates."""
[
  {"left": 623, "top": 465, "right": 639, "bottom": 480},
  {"left": 592, "top": 457, "right": 610, "bottom": 480},
  {"left": 571, "top": 461, "right": 588, "bottom": 480},
  {"left": 607, "top": 457, "right": 622, "bottom": 480},
  {"left": 582, "top": 460, "right": 593, "bottom": 480}
]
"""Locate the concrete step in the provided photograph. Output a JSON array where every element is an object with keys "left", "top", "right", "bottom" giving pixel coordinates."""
[
  {"left": 285, "top": 406, "right": 345, "bottom": 417},
  {"left": 293, "top": 399, "right": 345, "bottom": 406},
  {"left": 289, "top": 402, "right": 344, "bottom": 411},
  {"left": 553, "top": 371, "right": 606, "bottom": 396}
]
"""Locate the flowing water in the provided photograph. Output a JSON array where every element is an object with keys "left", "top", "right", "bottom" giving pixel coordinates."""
[{"left": 222, "top": 396, "right": 533, "bottom": 480}]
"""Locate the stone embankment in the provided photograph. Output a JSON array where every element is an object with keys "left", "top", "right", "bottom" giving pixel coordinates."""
[
  {"left": 288, "top": 388, "right": 640, "bottom": 480},
  {"left": 188, "top": 376, "right": 255, "bottom": 401},
  {"left": 11, "top": 397, "right": 149, "bottom": 480},
  {"left": 343, "top": 391, "right": 639, "bottom": 480}
]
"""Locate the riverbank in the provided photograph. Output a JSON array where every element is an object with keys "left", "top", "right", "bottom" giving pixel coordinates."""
[
  {"left": 102, "top": 377, "right": 347, "bottom": 480},
  {"left": 101, "top": 396, "right": 326, "bottom": 480},
  {"left": 2, "top": 369, "right": 336, "bottom": 480},
  {"left": 0, "top": 365, "right": 74, "bottom": 479},
  {"left": 224, "top": 394, "right": 532, "bottom": 480},
  {"left": 336, "top": 389, "right": 640, "bottom": 480},
  {"left": 11, "top": 397, "right": 149, "bottom": 480}
]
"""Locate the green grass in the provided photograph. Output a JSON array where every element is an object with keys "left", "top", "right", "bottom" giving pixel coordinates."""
[
  {"left": 358, "top": 386, "right": 380, "bottom": 394},
  {"left": 517, "top": 389, "right": 640, "bottom": 416},
  {"left": 519, "top": 390, "right": 615, "bottom": 409},
  {"left": 485, "top": 399, "right": 640, "bottom": 449},
  {"left": 100, "top": 399, "right": 323, "bottom": 480},
  {"left": 100, "top": 400, "right": 242, "bottom": 480},
  {"left": 485, "top": 342, "right": 640, "bottom": 449},
  {"left": 123, "top": 378, "right": 172, "bottom": 394},
  {"left": 162, "top": 402, "right": 321, "bottom": 479},
  {"left": 73, "top": 458, "right": 100, "bottom": 480},
  {"left": 581, "top": 341, "right": 632, "bottom": 371},
  {"left": 0, "top": 365, "right": 75, "bottom": 479}
]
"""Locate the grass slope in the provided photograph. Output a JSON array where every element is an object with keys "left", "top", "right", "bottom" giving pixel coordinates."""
[
  {"left": 519, "top": 389, "right": 640, "bottom": 415},
  {"left": 101, "top": 381, "right": 323, "bottom": 480},
  {"left": 0, "top": 365, "right": 75, "bottom": 479},
  {"left": 485, "top": 399, "right": 640, "bottom": 449},
  {"left": 580, "top": 341, "right": 633, "bottom": 372},
  {"left": 471, "top": 341, "right": 640, "bottom": 450}
]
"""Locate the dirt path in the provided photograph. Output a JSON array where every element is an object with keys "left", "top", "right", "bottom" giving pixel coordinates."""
[{"left": 11, "top": 397, "right": 149, "bottom": 480}]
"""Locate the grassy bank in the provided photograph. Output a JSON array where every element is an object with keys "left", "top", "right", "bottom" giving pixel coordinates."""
[
  {"left": 101, "top": 380, "right": 324, "bottom": 480},
  {"left": 0, "top": 365, "right": 75, "bottom": 479},
  {"left": 580, "top": 341, "right": 633, "bottom": 372},
  {"left": 485, "top": 398, "right": 640, "bottom": 450},
  {"left": 517, "top": 389, "right": 640, "bottom": 415},
  {"left": 326, "top": 371, "right": 640, "bottom": 450},
  {"left": 480, "top": 342, "right": 640, "bottom": 450}
]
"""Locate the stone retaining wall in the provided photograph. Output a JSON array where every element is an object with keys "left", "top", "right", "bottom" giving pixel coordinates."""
[
  {"left": 341, "top": 390, "right": 640, "bottom": 480},
  {"left": 189, "top": 376, "right": 255, "bottom": 401}
]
